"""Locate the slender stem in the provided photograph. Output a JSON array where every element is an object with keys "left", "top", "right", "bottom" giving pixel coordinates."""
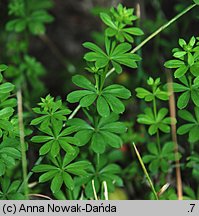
[
  {"left": 102, "top": 181, "right": 109, "bottom": 200},
  {"left": 17, "top": 90, "right": 28, "bottom": 199},
  {"left": 106, "top": 68, "right": 115, "bottom": 78},
  {"left": 167, "top": 72, "right": 183, "bottom": 200},
  {"left": 132, "top": 143, "right": 158, "bottom": 200},
  {"left": 92, "top": 179, "right": 98, "bottom": 200},
  {"left": 131, "top": 4, "right": 197, "bottom": 53},
  {"left": 95, "top": 74, "right": 100, "bottom": 93},
  {"left": 106, "top": 3, "right": 197, "bottom": 78},
  {"left": 67, "top": 189, "right": 74, "bottom": 200},
  {"left": 68, "top": 104, "right": 81, "bottom": 120},
  {"left": 152, "top": 96, "right": 161, "bottom": 152},
  {"left": 96, "top": 153, "right": 100, "bottom": 172},
  {"left": 100, "top": 65, "right": 109, "bottom": 91}
]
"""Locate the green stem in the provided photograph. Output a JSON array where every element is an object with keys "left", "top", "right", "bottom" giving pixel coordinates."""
[
  {"left": 68, "top": 104, "right": 81, "bottom": 119},
  {"left": 100, "top": 65, "right": 109, "bottom": 92},
  {"left": 132, "top": 143, "right": 158, "bottom": 200},
  {"left": 131, "top": 3, "right": 197, "bottom": 53},
  {"left": 95, "top": 74, "right": 100, "bottom": 93},
  {"left": 67, "top": 189, "right": 74, "bottom": 200},
  {"left": 152, "top": 97, "right": 161, "bottom": 152},
  {"left": 17, "top": 90, "right": 28, "bottom": 199},
  {"left": 96, "top": 153, "right": 100, "bottom": 172}
]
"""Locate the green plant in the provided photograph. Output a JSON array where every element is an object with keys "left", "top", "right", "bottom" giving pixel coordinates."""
[{"left": 1, "top": 1, "right": 199, "bottom": 200}]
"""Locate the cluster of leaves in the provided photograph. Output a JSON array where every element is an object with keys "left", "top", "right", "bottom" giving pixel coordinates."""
[
  {"left": 136, "top": 77, "right": 173, "bottom": 135},
  {"left": 67, "top": 75, "right": 131, "bottom": 116},
  {"left": 67, "top": 113, "right": 127, "bottom": 154},
  {"left": 165, "top": 38, "right": 199, "bottom": 141},
  {"left": 73, "top": 156, "right": 123, "bottom": 199},
  {"left": 0, "top": 65, "right": 23, "bottom": 199},
  {"left": 100, "top": 3, "right": 144, "bottom": 43},
  {"left": 135, "top": 77, "right": 176, "bottom": 177},
  {"left": 6, "top": 0, "right": 54, "bottom": 35},
  {"left": 165, "top": 36, "right": 199, "bottom": 193},
  {"left": 83, "top": 38, "right": 141, "bottom": 74},
  {"left": 4, "top": 0, "right": 54, "bottom": 102},
  {"left": 31, "top": 95, "right": 92, "bottom": 195},
  {"left": 142, "top": 142, "right": 175, "bottom": 173},
  {"left": 30, "top": 3, "right": 145, "bottom": 199},
  {"left": 0, "top": 0, "right": 54, "bottom": 200}
]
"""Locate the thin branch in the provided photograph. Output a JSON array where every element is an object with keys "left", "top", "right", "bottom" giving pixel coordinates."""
[
  {"left": 131, "top": 4, "right": 196, "bottom": 53},
  {"left": 68, "top": 104, "right": 81, "bottom": 119},
  {"left": 29, "top": 193, "right": 52, "bottom": 200},
  {"left": 92, "top": 179, "right": 98, "bottom": 200},
  {"left": 132, "top": 142, "right": 158, "bottom": 200},
  {"left": 102, "top": 181, "right": 109, "bottom": 200},
  {"left": 17, "top": 90, "right": 28, "bottom": 199},
  {"left": 167, "top": 71, "right": 183, "bottom": 200}
]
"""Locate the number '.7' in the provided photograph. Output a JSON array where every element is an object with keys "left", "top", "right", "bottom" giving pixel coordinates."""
[{"left": 190, "top": 204, "right": 195, "bottom": 213}]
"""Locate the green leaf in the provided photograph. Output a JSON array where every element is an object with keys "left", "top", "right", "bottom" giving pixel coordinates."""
[
  {"left": 100, "top": 13, "right": 117, "bottom": 29},
  {"left": 178, "top": 110, "right": 196, "bottom": 122},
  {"left": 39, "top": 141, "right": 52, "bottom": 155},
  {"left": 190, "top": 62, "right": 199, "bottom": 76},
  {"left": 97, "top": 96, "right": 110, "bottom": 117},
  {"left": 83, "top": 42, "right": 106, "bottom": 55},
  {"left": 100, "top": 164, "right": 121, "bottom": 174},
  {"left": 51, "top": 174, "right": 63, "bottom": 193},
  {"left": 72, "top": 75, "right": 95, "bottom": 91},
  {"left": 177, "top": 124, "right": 194, "bottom": 135},
  {"left": 123, "top": 27, "right": 144, "bottom": 36},
  {"left": 63, "top": 172, "right": 74, "bottom": 190},
  {"left": 111, "top": 43, "right": 131, "bottom": 55},
  {"left": 173, "top": 83, "right": 189, "bottom": 92},
  {"left": 191, "top": 90, "right": 199, "bottom": 107},
  {"left": 100, "top": 122, "right": 126, "bottom": 133},
  {"left": 149, "top": 159, "right": 159, "bottom": 173},
  {"left": 39, "top": 170, "right": 58, "bottom": 183},
  {"left": 67, "top": 90, "right": 93, "bottom": 103},
  {"left": 104, "top": 94, "right": 125, "bottom": 114},
  {"left": 0, "top": 83, "right": 14, "bottom": 94},
  {"left": 31, "top": 135, "right": 52, "bottom": 143},
  {"left": 164, "top": 60, "right": 184, "bottom": 68},
  {"left": 50, "top": 141, "right": 60, "bottom": 157},
  {"left": 0, "top": 107, "right": 14, "bottom": 119},
  {"left": 188, "top": 52, "right": 194, "bottom": 66},
  {"left": 174, "top": 65, "right": 188, "bottom": 78},
  {"left": 189, "top": 126, "right": 199, "bottom": 143},
  {"left": 74, "top": 130, "right": 93, "bottom": 146},
  {"left": 103, "top": 84, "right": 131, "bottom": 99},
  {"left": 101, "top": 131, "right": 122, "bottom": 148},
  {"left": 32, "top": 164, "right": 57, "bottom": 172},
  {"left": 63, "top": 150, "right": 79, "bottom": 167},
  {"left": 162, "top": 142, "right": 174, "bottom": 154},
  {"left": 91, "top": 133, "right": 106, "bottom": 154},
  {"left": 80, "top": 94, "right": 97, "bottom": 107},
  {"left": 177, "top": 91, "right": 190, "bottom": 109},
  {"left": 0, "top": 64, "right": 8, "bottom": 72},
  {"left": 173, "top": 51, "right": 186, "bottom": 58},
  {"left": 135, "top": 87, "right": 151, "bottom": 99}
]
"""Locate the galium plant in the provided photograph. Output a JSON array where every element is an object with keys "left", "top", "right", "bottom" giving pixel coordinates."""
[
  {"left": 30, "top": 3, "right": 143, "bottom": 199},
  {"left": 1, "top": 1, "right": 199, "bottom": 200},
  {"left": 165, "top": 35, "right": 199, "bottom": 190},
  {"left": 136, "top": 77, "right": 177, "bottom": 176}
]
